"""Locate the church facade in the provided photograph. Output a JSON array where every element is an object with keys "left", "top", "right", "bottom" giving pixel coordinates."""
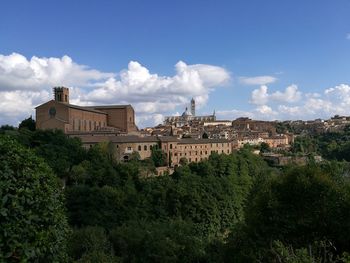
[
  {"left": 163, "top": 98, "right": 216, "bottom": 127},
  {"left": 35, "top": 87, "right": 137, "bottom": 133}
]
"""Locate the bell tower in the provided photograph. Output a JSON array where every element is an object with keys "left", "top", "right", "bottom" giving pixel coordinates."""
[
  {"left": 53, "top": 87, "right": 69, "bottom": 104},
  {"left": 191, "top": 98, "right": 195, "bottom": 116}
]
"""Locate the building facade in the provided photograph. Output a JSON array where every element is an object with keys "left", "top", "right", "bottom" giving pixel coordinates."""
[
  {"left": 164, "top": 98, "right": 216, "bottom": 127},
  {"left": 36, "top": 87, "right": 137, "bottom": 133},
  {"left": 76, "top": 134, "right": 233, "bottom": 166}
]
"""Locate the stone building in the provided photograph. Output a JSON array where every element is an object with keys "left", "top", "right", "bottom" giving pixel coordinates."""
[
  {"left": 36, "top": 87, "right": 137, "bottom": 133},
  {"left": 159, "top": 137, "right": 232, "bottom": 166},
  {"left": 164, "top": 98, "right": 216, "bottom": 127},
  {"left": 76, "top": 134, "right": 232, "bottom": 166},
  {"left": 232, "top": 117, "right": 276, "bottom": 134},
  {"left": 76, "top": 135, "right": 159, "bottom": 161},
  {"left": 264, "top": 135, "right": 289, "bottom": 148}
]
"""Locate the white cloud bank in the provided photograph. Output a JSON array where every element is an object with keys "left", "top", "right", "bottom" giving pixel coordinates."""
[
  {"left": 1, "top": 52, "right": 350, "bottom": 127},
  {"left": 217, "top": 83, "right": 350, "bottom": 122},
  {"left": 250, "top": 84, "right": 302, "bottom": 105},
  {"left": 0, "top": 53, "right": 230, "bottom": 127}
]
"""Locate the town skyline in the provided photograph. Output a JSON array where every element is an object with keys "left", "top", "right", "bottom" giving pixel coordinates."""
[{"left": 1, "top": 0, "right": 350, "bottom": 127}]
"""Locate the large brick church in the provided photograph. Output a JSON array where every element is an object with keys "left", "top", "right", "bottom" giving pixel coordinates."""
[{"left": 35, "top": 87, "right": 137, "bottom": 133}]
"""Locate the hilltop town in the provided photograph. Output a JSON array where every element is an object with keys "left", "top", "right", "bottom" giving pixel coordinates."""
[{"left": 33, "top": 87, "right": 350, "bottom": 173}]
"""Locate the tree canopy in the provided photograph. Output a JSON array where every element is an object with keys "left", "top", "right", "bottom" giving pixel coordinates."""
[{"left": 0, "top": 135, "right": 69, "bottom": 262}]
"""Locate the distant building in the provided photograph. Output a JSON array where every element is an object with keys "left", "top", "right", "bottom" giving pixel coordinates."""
[
  {"left": 191, "top": 97, "right": 195, "bottom": 116},
  {"left": 232, "top": 117, "right": 276, "bottom": 133},
  {"left": 164, "top": 98, "right": 216, "bottom": 127},
  {"left": 35, "top": 87, "right": 137, "bottom": 133},
  {"left": 76, "top": 134, "right": 232, "bottom": 166}
]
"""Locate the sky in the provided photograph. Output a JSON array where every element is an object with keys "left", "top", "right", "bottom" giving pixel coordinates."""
[{"left": 1, "top": 0, "right": 350, "bottom": 127}]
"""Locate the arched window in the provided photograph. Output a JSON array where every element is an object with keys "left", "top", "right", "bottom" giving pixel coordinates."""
[
  {"left": 170, "top": 144, "right": 172, "bottom": 149},
  {"left": 138, "top": 145, "right": 141, "bottom": 151},
  {"left": 144, "top": 145, "right": 147, "bottom": 151}
]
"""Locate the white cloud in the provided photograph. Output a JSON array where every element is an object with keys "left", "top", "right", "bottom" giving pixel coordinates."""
[
  {"left": 223, "top": 83, "right": 350, "bottom": 122},
  {"left": 0, "top": 53, "right": 113, "bottom": 92},
  {"left": 239, "top": 75, "right": 277, "bottom": 85},
  {"left": 79, "top": 60, "right": 229, "bottom": 120},
  {"left": 216, "top": 105, "right": 278, "bottom": 121},
  {"left": 251, "top": 85, "right": 269, "bottom": 105},
  {"left": 0, "top": 53, "right": 230, "bottom": 127},
  {"left": 255, "top": 105, "right": 276, "bottom": 115},
  {"left": 269, "top": 84, "right": 302, "bottom": 103},
  {"left": 250, "top": 84, "right": 302, "bottom": 105},
  {"left": 0, "top": 90, "right": 51, "bottom": 125},
  {"left": 216, "top": 109, "right": 255, "bottom": 120},
  {"left": 136, "top": 113, "right": 165, "bottom": 128}
]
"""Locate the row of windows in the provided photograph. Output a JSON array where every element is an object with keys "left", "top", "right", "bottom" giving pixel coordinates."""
[
  {"left": 164, "top": 143, "right": 230, "bottom": 151},
  {"left": 174, "top": 151, "right": 208, "bottom": 157},
  {"left": 72, "top": 119, "right": 106, "bottom": 131},
  {"left": 172, "top": 149, "right": 230, "bottom": 157},
  {"left": 137, "top": 145, "right": 154, "bottom": 151}
]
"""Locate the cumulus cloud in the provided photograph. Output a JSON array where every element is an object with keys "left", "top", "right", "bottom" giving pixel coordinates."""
[
  {"left": 251, "top": 85, "right": 269, "bottom": 105},
  {"left": 247, "top": 83, "right": 350, "bottom": 120},
  {"left": 269, "top": 84, "right": 302, "bottom": 103},
  {"left": 0, "top": 53, "right": 230, "bottom": 126},
  {"left": 76, "top": 60, "right": 229, "bottom": 126},
  {"left": 0, "top": 53, "right": 113, "bottom": 91},
  {"left": 239, "top": 75, "right": 277, "bottom": 85},
  {"left": 0, "top": 90, "right": 51, "bottom": 125},
  {"left": 250, "top": 84, "right": 302, "bottom": 105},
  {"left": 220, "top": 83, "right": 350, "bottom": 122}
]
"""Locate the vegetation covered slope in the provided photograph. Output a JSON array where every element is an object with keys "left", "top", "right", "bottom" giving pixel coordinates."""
[{"left": 1, "top": 124, "right": 350, "bottom": 262}]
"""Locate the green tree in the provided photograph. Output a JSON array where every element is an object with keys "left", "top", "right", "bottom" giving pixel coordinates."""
[
  {"left": 30, "top": 130, "right": 86, "bottom": 180},
  {"left": 110, "top": 220, "right": 205, "bottom": 262},
  {"left": 151, "top": 145, "right": 167, "bottom": 167},
  {"left": 0, "top": 135, "right": 69, "bottom": 262},
  {"left": 179, "top": 157, "right": 188, "bottom": 166},
  {"left": 225, "top": 165, "right": 350, "bottom": 262},
  {"left": 68, "top": 226, "right": 119, "bottom": 262},
  {"left": 260, "top": 142, "right": 270, "bottom": 153},
  {"left": 18, "top": 116, "right": 36, "bottom": 131}
]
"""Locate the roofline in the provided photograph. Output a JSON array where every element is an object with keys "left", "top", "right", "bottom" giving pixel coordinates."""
[
  {"left": 90, "top": 105, "right": 133, "bottom": 109},
  {"left": 35, "top": 100, "right": 108, "bottom": 114}
]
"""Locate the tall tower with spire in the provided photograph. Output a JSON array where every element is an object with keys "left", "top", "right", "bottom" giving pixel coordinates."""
[{"left": 191, "top": 98, "right": 195, "bottom": 116}]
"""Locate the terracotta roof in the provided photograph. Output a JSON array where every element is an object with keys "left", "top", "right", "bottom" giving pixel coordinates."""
[
  {"left": 75, "top": 135, "right": 231, "bottom": 145},
  {"left": 76, "top": 135, "right": 159, "bottom": 144},
  {"left": 66, "top": 103, "right": 107, "bottom": 114}
]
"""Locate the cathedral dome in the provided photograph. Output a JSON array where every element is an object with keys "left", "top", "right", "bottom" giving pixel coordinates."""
[{"left": 181, "top": 107, "right": 192, "bottom": 117}]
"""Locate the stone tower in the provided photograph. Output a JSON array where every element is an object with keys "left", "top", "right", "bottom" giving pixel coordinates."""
[
  {"left": 53, "top": 87, "right": 69, "bottom": 104},
  {"left": 191, "top": 98, "right": 195, "bottom": 116}
]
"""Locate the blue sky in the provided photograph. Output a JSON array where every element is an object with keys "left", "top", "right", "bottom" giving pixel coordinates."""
[{"left": 1, "top": 0, "right": 350, "bottom": 126}]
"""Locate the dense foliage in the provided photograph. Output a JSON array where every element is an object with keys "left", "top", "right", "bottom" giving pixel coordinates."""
[
  {"left": 2, "top": 124, "right": 350, "bottom": 262},
  {"left": 0, "top": 135, "right": 69, "bottom": 262},
  {"left": 292, "top": 126, "right": 350, "bottom": 161}
]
